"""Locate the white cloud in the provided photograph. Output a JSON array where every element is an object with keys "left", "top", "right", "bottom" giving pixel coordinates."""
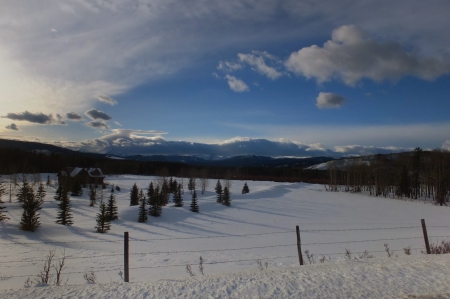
[
  {"left": 225, "top": 75, "right": 249, "bottom": 92},
  {"left": 316, "top": 92, "right": 346, "bottom": 109},
  {"left": 237, "top": 51, "right": 282, "bottom": 80},
  {"left": 96, "top": 95, "right": 118, "bottom": 106},
  {"left": 217, "top": 61, "right": 243, "bottom": 72},
  {"left": 285, "top": 25, "right": 450, "bottom": 85},
  {"left": 334, "top": 145, "right": 411, "bottom": 155},
  {"left": 442, "top": 140, "right": 450, "bottom": 151}
]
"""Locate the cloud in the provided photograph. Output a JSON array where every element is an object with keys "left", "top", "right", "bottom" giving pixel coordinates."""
[
  {"left": 5, "top": 123, "right": 19, "bottom": 131},
  {"left": 442, "top": 140, "right": 450, "bottom": 151},
  {"left": 66, "top": 112, "right": 84, "bottom": 121},
  {"left": 217, "top": 61, "right": 243, "bottom": 72},
  {"left": 333, "top": 145, "right": 410, "bottom": 156},
  {"left": 96, "top": 95, "right": 118, "bottom": 106},
  {"left": 225, "top": 75, "right": 249, "bottom": 92},
  {"left": 238, "top": 51, "right": 282, "bottom": 80},
  {"left": 85, "top": 109, "right": 112, "bottom": 121},
  {"left": 285, "top": 25, "right": 450, "bottom": 85},
  {"left": 85, "top": 121, "right": 110, "bottom": 130},
  {"left": 2, "top": 111, "right": 60, "bottom": 125},
  {"left": 316, "top": 92, "right": 346, "bottom": 109}
]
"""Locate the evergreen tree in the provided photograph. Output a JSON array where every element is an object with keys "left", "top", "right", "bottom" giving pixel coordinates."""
[
  {"left": 56, "top": 186, "right": 73, "bottom": 226},
  {"left": 0, "top": 202, "right": 9, "bottom": 222},
  {"left": 173, "top": 185, "right": 183, "bottom": 207},
  {"left": 111, "top": 185, "right": 115, "bottom": 193},
  {"left": 190, "top": 190, "right": 199, "bottom": 212},
  {"left": 107, "top": 190, "right": 118, "bottom": 221},
  {"left": 89, "top": 184, "right": 97, "bottom": 206},
  {"left": 147, "top": 181, "right": 155, "bottom": 199},
  {"left": 170, "top": 179, "right": 178, "bottom": 193},
  {"left": 215, "top": 180, "right": 223, "bottom": 203},
  {"left": 242, "top": 182, "right": 250, "bottom": 194},
  {"left": 17, "top": 179, "right": 32, "bottom": 203},
  {"left": 149, "top": 186, "right": 162, "bottom": 217},
  {"left": 130, "top": 183, "right": 139, "bottom": 206},
  {"left": 0, "top": 177, "right": 7, "bottom": 202},
  {"left": 46, "top": 175, "right": 52, "bottom": 188},
  {"left": 95, "top": 201, "right": 111, "bottom": 233},
  {"left": 138, "top": 189, "right": 148, "bottom": 223},
  {"left": 36, "top": 183, "right": 46, "bottom": 202},
  {"left": 54, "top": 182, "right": 62, "bottom": 201},
  {"left": 20, "top": 183, "right": 43, "bottom": 232},
  {"left": 71, "top": 179, "right": 83, "bottom": 196},
  {"left": 161, "top": 179, "right": 170, "bottom": 205},
  {"left": 222, "top": 187, "right": 231, "bottom": 206},
  {"left": 188, "top": 178, "right": 195, "bottom": 194}
]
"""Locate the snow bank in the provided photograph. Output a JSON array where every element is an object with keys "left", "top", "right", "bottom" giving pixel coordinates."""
[{"left": 1, "top": 255, "right": 450, "bottom": 299}]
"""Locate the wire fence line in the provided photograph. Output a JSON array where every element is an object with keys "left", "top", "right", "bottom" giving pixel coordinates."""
[{"left": 1, "top": 222, "right": 448, "bottom": 283}]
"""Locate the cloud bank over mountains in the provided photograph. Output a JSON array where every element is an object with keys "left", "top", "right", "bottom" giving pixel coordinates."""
[{"left": 63, "top": 130, "right": 412, "bottom": 158}]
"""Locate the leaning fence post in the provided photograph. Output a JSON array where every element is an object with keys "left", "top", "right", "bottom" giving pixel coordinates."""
[
  {"left": 296, "top": 226, "right": 304, "bottom": 265},
  {"left": 421, "top": 219, "right": 431, "bottom": 254},
  {"left": 124, "top": 231, "right": 129, "bottom": 282}
]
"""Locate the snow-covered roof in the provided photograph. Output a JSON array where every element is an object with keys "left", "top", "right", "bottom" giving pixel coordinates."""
[{"left": 60, "top": 167, "right": 105, "bottom": 178}]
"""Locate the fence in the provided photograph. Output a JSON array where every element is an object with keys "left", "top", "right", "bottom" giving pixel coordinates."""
[{"left": 1, "top": 219, "right": 449, "bottom": 286}]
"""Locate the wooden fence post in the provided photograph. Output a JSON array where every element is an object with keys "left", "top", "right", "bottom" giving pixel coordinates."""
[
  {"left": 124, "top": 231, "right": 129, "bottom": 282},
  {"left": 421, "top": 219, "right": 431, "bottom": 254},
  {"left": 296, "top": 226, "right": 304, "bottom": 266}
]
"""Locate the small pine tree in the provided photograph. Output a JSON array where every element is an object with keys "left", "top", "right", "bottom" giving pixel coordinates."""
[
  {"left": 56, "top": 186, "right": 73, "bottom": 226},
  {"left": 36, "top": 183, "right": 46, "bottom": 202},
  {"left": 89, "top": 184, "right": 97, "bottom": 206},
  {"left": 111, "top": 185, "right": 115, "bottom": 193},
  {"left": 147, "top": 181, "right": 155, "bottom": 199},
  {"left": 107, "top": 190, "right": 118, "bottom": 221},
  {"left": 0, "top": 202, "right": 9, "bottom": 222},
  {"left": 95, "top": 202, "right": 111, "bottom": 233},
  {"left": 130, "top": 183, "right": 139, "bottom": 206},
  {"left": 17, "top": 179, "right": 32, "bottom": 203},
  {"left": 222, "top": 187, "right": 231, "bottom": 206},
  {"left": 215, "top": 180, "right": 223, "bottom": 203},
  {"left": 54, "top": 182, "right": 62, "bottom": 201},
  {"left": 161, "top": 179, "right": 170, "bottom": 205},
  {"left": 242, "top": 182, "right": 250, "bottom": 194},
  {"left": 190, "top": 190, "right": 199, "bottom": 212},
  {"left": 71, "top": 179, "right": 83, "bottom": 196},
  {"left": 173, "top": 185, "right": 183, "bottom": 207},
  {"left": 0, "top": 177, "right": 7, "bottom": 202},
  {"left": 138, "top": 189, "right": 148, "bottom": 223},
  {"left": 20, "top": 183, "right": 43, "bottom": 232},
  {"left": 46, "top": 175, "right": 52, "bottom": 188},
  {"left": 188, "top": 178, "right": 195, "bottom": 194},
  {"left": 149, "top": 186, "right": 162, "bottom": 217}
]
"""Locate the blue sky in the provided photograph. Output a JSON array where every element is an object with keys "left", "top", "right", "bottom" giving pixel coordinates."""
[{"left": 1, "top": 1, "right": 450, "bottom": 157}]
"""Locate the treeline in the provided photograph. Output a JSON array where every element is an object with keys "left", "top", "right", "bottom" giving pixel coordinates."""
[
  {"left": 327, "top": 148, "right": 450, "bottom": 205},
  {"left": 0, "top": 147, "right": 328, "bottom": 183}
]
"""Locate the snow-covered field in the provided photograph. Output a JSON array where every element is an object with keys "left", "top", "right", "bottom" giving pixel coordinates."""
[{"left": 1, "top": 174, "right": 449, "bottom": 298}]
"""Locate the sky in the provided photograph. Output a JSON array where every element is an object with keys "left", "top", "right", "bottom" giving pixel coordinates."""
[{"left": 1, "top": 0, "right": 450, "bottom": 157}]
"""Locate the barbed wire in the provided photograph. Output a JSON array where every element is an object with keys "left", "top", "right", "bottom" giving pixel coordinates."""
[
  {"left": 302, "top": 236, "right": 423, "bottom": 246},
  {"left": 1, "top": 267, "right": 122, "bottom": 279},
  {"left": 300, "top": 226, "right": 421, "bottom": 232},
  {"left": 0, "top": 239, "right": 121, "bottom": 246}
]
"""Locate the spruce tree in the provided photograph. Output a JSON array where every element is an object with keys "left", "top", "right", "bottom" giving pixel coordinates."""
[
  {"left": 17, "top": 179, "right": 32, "bottom": 203},
  {"left": 56, "top": 186, "right": 73, "bottom": 225},
  {"left": 138, "top": 189, "right": 148, "bottom": 223},
  {"left": 222, "top": 187, "right": 231, "bottom": 206},
  {"left": 111, "top": 185, "right": 115, "bottom": 193},
  {"left": 130, "top": 183, "right": 139, "bottom": 206},
  {"left": 149, "top": 186, "right": 162, "bottom": 217},
  {"left": 71, "top": 179, "right": 83, "bottom": 196},
  {"left": 242, "top": 182, "right": 250, "bottom": 194},
  {"left": 95, "top": 201, "right": 111, "bottom": 233},
  {"left": 107, "top": 190, "right": 118, "bottom": 221},
  {"left": 36, "top": 183, "right": 46, "bottom": 202},
  {"left": 89, "top": 184, "right": 97, "bottom": 206},
  {"left": 46, "top": 175, "right": 52, "bottom": 188},
  {"left": 188, "top": 178, "right": 195, "bottom": 194},
  {"left": 173, "top": 185, "right": 183, "bottom": 207},
  {"left": 161, "top": 179, "right": 170, "bottom": 205},
  {"left": 147, "top": 181, "right": 155, "bottom": 199},
  {"left": 0, "top": 177, "right": 6, "bottom": 202},
  {"left": 0, "top": 201, "right": 9, "bottom": 222},
  {"left": 54, "top": 182, "right": 62, "bottom": 201},
  {"left": 190, "top": 190, "right": 199, "bottom": 212},
  {"left": 20, "top": 183, "right": 43, "bottom": 232},
  {"left": 215, "top": 180, "right": 223, "bottom": 203}
]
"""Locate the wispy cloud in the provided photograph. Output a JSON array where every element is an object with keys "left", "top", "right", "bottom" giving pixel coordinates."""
[
  {"left": 96, "top": 95, "right": 118, "bottom": 106},
  {"left": 86, "top": 121, "right": 110, "bottom": 130},
  {"left": 238, "top": 51, "right": 283, "bottom": 80},
  {"left": 225, "top": 75, "right": 249, "bottom": 92}
]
